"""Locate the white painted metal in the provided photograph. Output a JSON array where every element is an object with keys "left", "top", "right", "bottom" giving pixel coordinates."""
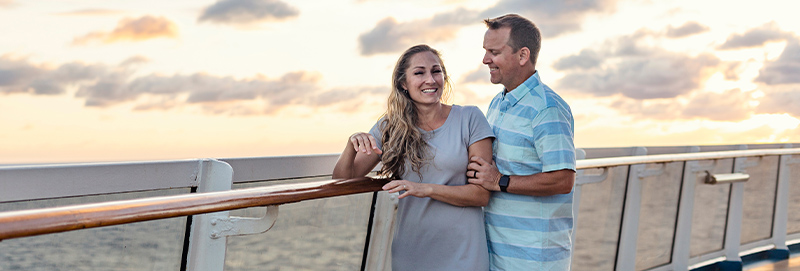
[
  {"left": 0, "top": 160, "right": 201, "bottom": 203},
  {"left": 705, "top": 172, "right": 749, "bottom": 184},
  {"left": 616, "top": 147, "right": 647, "bottom": 271},
  {"left": 724, "top": 181, "right": 745, "bottom": 263},
  {"left": 722, "top": 153, "right": 753, "bottom": 265},
  {"left": 364, "top": 191, "right": 399, "bottom": 271},
  {"left": 772, "top": 149, "right": 792, "bottom": 252},
  {"left": 570, "top": 149, "right": 588, "bottom": 263},
  {"left": 221, "top": 154, "right": 340, "bottom": 183},
  {"left": 577, "top": 148, "right": 800, "bottom": 170},
  {"left": 671, "top": 146, "right": 701, "bottom": 271},
  {"left": 210, "top": 205, "right": 279, "bottom": 239},
  {"left": 186, "top": 159, "right": 234, "bottom": 271}
]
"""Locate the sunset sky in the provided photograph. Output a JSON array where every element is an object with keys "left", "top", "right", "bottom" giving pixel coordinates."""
[{"left": 1, "top": 0, "right": 799, "bottom": 164}]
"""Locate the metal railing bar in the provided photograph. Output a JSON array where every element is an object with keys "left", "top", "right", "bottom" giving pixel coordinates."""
[
  {"left": 0, "top": 177, "right": 389, "bottom": 241},
  {"left": 577, "top": 148, "right": 800, "bottom": 170}
]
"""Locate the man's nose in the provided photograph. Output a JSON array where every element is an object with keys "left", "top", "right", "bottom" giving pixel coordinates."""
[{"left": 482, "top": 53, "right": 491, "bottom": 64}]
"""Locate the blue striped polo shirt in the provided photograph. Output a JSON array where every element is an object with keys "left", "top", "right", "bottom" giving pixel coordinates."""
[{"left": 485, "top": 72, "right": 576, "bottom": 270}]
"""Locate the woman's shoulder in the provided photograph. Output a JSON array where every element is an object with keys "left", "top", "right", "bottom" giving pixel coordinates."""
[{"left": 451, "top": 104, "right": 485, "bottom": 116}]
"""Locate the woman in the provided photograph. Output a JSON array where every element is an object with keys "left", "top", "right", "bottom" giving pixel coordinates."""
[{"left": 332, "top": 44, "right": 493, "bottom": 271}]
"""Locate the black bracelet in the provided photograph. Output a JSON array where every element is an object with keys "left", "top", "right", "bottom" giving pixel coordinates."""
[{"left": 498, "top": 175, "right": 510, "bottom": 192}]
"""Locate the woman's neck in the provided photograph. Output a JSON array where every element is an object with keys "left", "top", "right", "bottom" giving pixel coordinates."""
[{"left": 415, "top": 102, "right": 448, "bottom": 131}]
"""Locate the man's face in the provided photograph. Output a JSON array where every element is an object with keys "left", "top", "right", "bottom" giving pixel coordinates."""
[{"left": 482, "top": 27, "right": 521, "bottom": 91}]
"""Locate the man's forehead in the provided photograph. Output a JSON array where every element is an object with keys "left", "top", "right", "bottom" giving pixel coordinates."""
[{"left": 484, "top": 28, "right": 510, "bottom": 49}]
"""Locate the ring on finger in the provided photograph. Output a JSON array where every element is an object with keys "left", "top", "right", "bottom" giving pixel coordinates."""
[
  {"left": 403, "top": 185, "right": 407, "bottom": 189},
  {"left": 471, "top": 171, "right": 477, "bottom": 178}
]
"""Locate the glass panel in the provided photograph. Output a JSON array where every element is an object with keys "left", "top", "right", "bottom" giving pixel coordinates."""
[
  {"left": 740, "top": 156, "right": 779, "bottom": 244},
  {"left": 225, "top": 177, "right": 373, "bottom": 271},
  {"left": 635, "top": 162, "right": 683, "bottom": 270},
  {"left": 689, "top": 159, "right": 734, "bottom": 257},
  {"left": 0, "top": 189, "right": 190, "bottom": 271},
  {"left": 787, "top": 157, "right": 800, "bottom": 234},
  {"left": 572, "top": 165, "right": 629, "bottom": 271}
]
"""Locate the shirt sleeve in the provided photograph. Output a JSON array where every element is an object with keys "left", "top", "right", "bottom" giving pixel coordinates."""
[
  {"left": 368, "top": 119, "right": 384, "bottom": 153},
  {"left": 464, "top": 106, "right": 495, "bottom": 146},
  {"left": 531, "top": 106, "right": 576, "bottom": 172}
]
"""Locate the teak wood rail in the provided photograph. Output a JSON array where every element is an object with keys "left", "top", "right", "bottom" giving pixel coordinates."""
[{"left": 0, "top": 177, "right": 389, "bottom": 241}]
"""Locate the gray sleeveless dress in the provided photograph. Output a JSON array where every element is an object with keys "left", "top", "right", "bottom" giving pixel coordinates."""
[{"left": 369, "top": 105, "right": 494, "bottom": 271}]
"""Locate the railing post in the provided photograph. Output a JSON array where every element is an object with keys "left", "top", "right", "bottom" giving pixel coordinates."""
[
  {"left": 570, "top": 148, "right": 587, "bottom": 253},
  {"left": 186, "top": 159, "right": 234, "bottom": 271},
  {"left": 615, "top": 147, "right": 647, "bottom": 271},
  {"left": 771, "top": 143, "right": 795, "bottom": 259},
  {"left": 363, "top": 191, "right": 399, "bottom": 271},
  {"left": 672, "top": 146, "right": 702, "bottom": 270},
  {"left": 719, "top": 145, "right": 748, "bottom": 271}
]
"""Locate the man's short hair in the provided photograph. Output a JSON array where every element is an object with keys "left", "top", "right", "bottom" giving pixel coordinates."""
[{"left": 484, "top": 14, "right": 541, "bottom": 67}]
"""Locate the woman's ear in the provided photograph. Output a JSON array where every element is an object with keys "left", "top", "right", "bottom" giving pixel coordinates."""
[{"left": 518, "top": 47, "right": 530, "bottom": 66}]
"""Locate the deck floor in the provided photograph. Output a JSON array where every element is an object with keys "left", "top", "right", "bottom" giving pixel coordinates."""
[{"left": 748, "top": 257, "right": 800, "bottom": 271}]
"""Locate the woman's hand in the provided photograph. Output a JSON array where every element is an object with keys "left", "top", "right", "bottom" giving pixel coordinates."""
[
  {"left": 383, "top": 180, "right": 431, "bottom": 199},
  {"left": 349, "top": 132, "right": 382, "bottom": 155}
]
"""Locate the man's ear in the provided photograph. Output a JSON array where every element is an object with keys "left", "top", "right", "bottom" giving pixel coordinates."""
[{"left": 518, "top": 47, "right": 530, "bottom": 66}]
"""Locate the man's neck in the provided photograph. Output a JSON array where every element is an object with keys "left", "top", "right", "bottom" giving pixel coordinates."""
[{"left": 504, "top": 69, "right": 537, "bottom": 93}]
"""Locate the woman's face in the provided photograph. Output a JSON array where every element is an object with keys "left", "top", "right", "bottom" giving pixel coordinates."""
[{"left": 402, "top": 51, "right": 445, "bottom": 106}]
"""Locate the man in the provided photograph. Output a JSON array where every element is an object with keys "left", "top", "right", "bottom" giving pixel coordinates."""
[{"left": 467, "top": 14, "right": 576, "bottom": 270}]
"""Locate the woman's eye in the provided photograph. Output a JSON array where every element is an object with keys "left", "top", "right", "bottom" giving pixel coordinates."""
[
  {"left": 414, "top": 71, "right": 424, "bottom": 75},
  {"left": 432, "top": 70, "right": 442, "bottom": 73}
]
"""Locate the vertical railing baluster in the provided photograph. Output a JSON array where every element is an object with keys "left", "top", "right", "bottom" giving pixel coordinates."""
[
  {"left": 185, "top": 159, "right": 234, "bottom": 271},
  {"left": 615, "top": 147, "right": 647, "bottom": 271},
  {"left": 672, "top": 146, "right": 701, "bottom": 270},
  {"left": 571, "top": 148, "right": 587, "bottom": 252},
  {"left": 771, "top": 143, "right": 794, "bottom": 259},
  {"left": 720, "top": 146, "right": 747, "bottom": 270}
]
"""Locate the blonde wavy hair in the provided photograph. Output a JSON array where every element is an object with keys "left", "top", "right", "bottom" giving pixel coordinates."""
[{"left": 378, "top": 44, "right": 452, "bottom": 180}]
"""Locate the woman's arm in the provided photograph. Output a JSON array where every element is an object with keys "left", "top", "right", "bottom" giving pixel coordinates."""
[
  {"left": 332, "top": 132, "right": 382, "bottom": 179},
  {"left": 383, "top": 138, "right": 493, "bottom": 207}
]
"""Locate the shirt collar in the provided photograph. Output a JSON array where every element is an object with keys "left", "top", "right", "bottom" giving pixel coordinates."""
[{"left": 502, "top": 71, "right": 542, "bottom": 106}]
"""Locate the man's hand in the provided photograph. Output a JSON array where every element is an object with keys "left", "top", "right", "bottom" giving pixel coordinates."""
[{"left": 467, "top": 156, "right": 502, "bottom": 191}]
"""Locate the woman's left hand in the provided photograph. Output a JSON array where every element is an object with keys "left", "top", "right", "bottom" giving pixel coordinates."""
[{"left": 383, "top": 180, "right": 431, "bottom": 199}]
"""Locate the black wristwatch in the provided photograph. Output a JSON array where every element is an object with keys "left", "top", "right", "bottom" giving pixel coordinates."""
[{"left": 498, "top": 175, "right": 510, "bottom": 192}]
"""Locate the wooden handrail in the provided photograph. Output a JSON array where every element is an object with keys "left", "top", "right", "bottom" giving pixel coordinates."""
[{"left": 0, "top": 177, "right": 389, "bottom": 241}]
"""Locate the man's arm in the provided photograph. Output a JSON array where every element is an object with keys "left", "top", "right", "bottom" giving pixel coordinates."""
[{"left": 467, "top": 156, "right": 575, "bottom": 196}]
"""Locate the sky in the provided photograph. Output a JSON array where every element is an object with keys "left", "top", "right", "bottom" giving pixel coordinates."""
[{"left": 1, "top": 0, "right": 799, "bottom": 164}]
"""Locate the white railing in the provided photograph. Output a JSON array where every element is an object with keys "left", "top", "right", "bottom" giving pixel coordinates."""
[{"left": 1, "top": 144, "right": 799, "bottom": 270}]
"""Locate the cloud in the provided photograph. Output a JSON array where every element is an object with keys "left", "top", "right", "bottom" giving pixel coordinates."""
[
  {"left": 606, "top": 88, "right": 754, "bottom": 122},
  {"left": 555, "top": 31, "right": 721, "bottom": 99},
  {"left": 757, "top": 85, "right": 800, "bottom": 117},
  {"left": 359, "top": 14, "right": 469, "bottom": 56},
  {"left": 755, "top": 38, "right": 800, "bottom": 85},
  {"left": 198, "top": 0, "right": 299, "bottom": 25},
  {"left": 0, "top": 56, "right": 385, "bottom": 115},
  {"left": 358, "top": 0, "right": 618, "bottom": 56},
  {"left": 54, "top": 9, "right": 125, "bottom": 16},
  {"left": 0, "top": 56, "right": 108, "bottom": 95},
  {"left": 681, "top": 89, "right": 752, "bottom": 121},
  {"left": 552, "top": 49, "right": 603, "bottom": 70},
  {"left": 480, "top": 0, "right": 618, "bottom": 37},
  {"left": 718, "top": 21, "right": 794, "bottom": 50},
  {"left": 72, "top": 15, "right": 179, "bottom": 45},
  {"left": 460, "top": 65, "right": 489, "bottom": 84},
  {"left": 665, "top": 21, "right": 709, "bottom": 38}
]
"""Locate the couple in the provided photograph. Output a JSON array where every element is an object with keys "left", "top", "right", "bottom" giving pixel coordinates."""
[{"left": 333, "top": 14, "right": 576, "bottom": 271}]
